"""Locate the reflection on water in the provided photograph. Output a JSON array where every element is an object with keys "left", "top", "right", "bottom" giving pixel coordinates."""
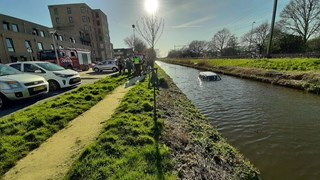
[{"left": 157, "top": 61, "right": 320, "bottom": 180}]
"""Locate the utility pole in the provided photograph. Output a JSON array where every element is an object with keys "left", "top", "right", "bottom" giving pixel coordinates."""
[
  {"left": 249, "top": 21, "right": 256, "bottom": 54},
  {"left": 266, "top": 0, "right": 278, "bottom": 58}
]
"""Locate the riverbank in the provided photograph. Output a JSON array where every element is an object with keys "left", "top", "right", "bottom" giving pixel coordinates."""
[{"left": 161, "top": 58, "right": 320, "bottom": 94}]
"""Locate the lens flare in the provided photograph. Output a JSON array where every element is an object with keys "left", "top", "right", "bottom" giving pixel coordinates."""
[{"left": 145, "top": 0, "right": 158, "bottom": 15}]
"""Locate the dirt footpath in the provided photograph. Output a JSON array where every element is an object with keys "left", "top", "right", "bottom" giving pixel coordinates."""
[{"left": 3, "top": 85, "right": 131, "bottom": 180}]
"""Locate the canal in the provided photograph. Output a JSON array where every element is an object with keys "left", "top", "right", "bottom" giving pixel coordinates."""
[{"left": 157, "top": 61, "right": 320, "bottom": 180}]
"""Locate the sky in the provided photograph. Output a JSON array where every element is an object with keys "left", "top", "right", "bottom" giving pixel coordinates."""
[{"left": 0, "top": 0, "right": 289, "bottom": 57}]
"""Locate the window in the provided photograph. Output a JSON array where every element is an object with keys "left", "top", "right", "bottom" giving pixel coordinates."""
[
  {"left": 3, "top": 21, "right": 9, "bottom": 30},
  {"left": 50, "top": 44, "right": 54, "bottom": 50},
  {"left": 69, "top": 38, "right": 73, "bottom": 43},
  {"left": 25, "top": 40, "right": 32, "bottom": 52},
  {"left": 82, "top": 16, "right": 87, "bottom": 22},
  {"left": 59, "top": 45, "right": 63, "bottom": 49},
  {"left": 56, "top": 17, "right": 60, "bottom": 24},
  {"left": 32, "top": 28, "right": 39, "bottom": 36},
  {"left": 68, "top": 16, "right": 73, "bottom": 23},
  {"left": 70, "top": 52, "right": 76, "bottom": 57},
  {"left": 95, "top": 12, "right": 99, "bottom": 18},
  {"left": 5, "top": 38, "right": 15, "bottom": 52},
  {"left": 54, "top": 8, "right": 58, "bottom": 15},
  {"left": 99, "top": 36, "right": 103, "bottom": 41},
  {"left": 97, "top": 20, "right": 100, "bottom": 26},
  {"left": 37, "top": 42, "right": 43, "bottom": 50},
  {"left": 67, "top": 7, "right": 72, "bottom": 14},
  {"left": 98, "top": 28, "right": 101, "bottom": 34},
  {"left": 54, "top": 34, "right": 58, "bottom": 40},
  {"left": 40, "top": 30, "right": 45, "bottom": 37},
  {"left": 81, "top": 7, "right": 86, "bottom": 13},
  {"left": 88, "top": 17, "right": 90, "bottom": 23},
  {"left": 10, "top": 64, "right": 21, "bottom": 71},
  {"left": 84, "top": 25, "right": 89, "bottom": 31},
  {"left": 73, "top": 39, "right": 76, "bottom": 43},
  {"left": 24, "top": 64, "right": 41, "bottom": 73},
  {"left": 59, "top": 35, "right": 63, "bottom": 41},
  {"left": 12, "top": 24, "right": 19, "bottom": 32}
]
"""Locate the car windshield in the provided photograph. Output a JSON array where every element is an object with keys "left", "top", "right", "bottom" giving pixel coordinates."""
[
  {"left": 0, "top": 64, "right": 22, "bottom": 76},
  {"left": 36, "top": 62, "right": 65, "bottom": 71}
]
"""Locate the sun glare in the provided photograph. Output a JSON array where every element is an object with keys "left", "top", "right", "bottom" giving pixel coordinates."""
[{"left": 145, "top": 0, "right": 158, "bottom": 15}]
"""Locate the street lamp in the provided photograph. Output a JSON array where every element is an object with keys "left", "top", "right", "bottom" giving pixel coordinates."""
[
  {"left": 132, "top": 24, "right": 135, "bottom": 52},
  {"left": 249, "top": 21, "right": 256, "bottom": 54},
  {"left": 48, "top": 28, "right": 60, "bottom": 65}
]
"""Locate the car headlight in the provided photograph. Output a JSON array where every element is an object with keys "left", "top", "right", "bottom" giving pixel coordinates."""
[
  {"left": 53, "top": 72, "right": 68, "bottom": 78},
  {"left": 0, "top": 81, "right": 22, "bottom": 89}
]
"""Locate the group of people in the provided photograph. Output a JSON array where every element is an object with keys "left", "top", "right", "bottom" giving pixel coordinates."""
[{"left": 117, "top": 54, "right": 149, "bottom": 77}]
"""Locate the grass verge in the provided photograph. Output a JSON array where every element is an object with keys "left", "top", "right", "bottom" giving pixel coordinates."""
[
  {"left": 0, "top": 74, "right": 128, "bottom": 177},
  {"left": 65, "top": 75, "right": 175, "bottom": 179}
]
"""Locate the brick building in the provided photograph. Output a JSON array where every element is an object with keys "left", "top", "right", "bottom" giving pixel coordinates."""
[
  {"left": 48, "top": 3, "right": 113, "bottom": 61},
  {"left": 0, "top": 3, "right": 113, "bottom": 64}
]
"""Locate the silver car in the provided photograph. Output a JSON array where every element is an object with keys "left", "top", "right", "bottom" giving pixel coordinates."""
[
  {"left": 0, "top": 64, "right": 49, "bottom": 109},
  {"left": 92, "top": 59, "right": 118, "bottom": 72}
]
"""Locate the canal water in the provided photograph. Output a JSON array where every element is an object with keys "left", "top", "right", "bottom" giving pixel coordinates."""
[{"left": 157, "top": 61, "right": 320, "bottom": 180}]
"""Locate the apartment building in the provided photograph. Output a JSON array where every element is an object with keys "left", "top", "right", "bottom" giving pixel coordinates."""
[
  {"left": 48, "top": 3, "right": 113, "bottom": 61},
  {"left": 0, "top": 13, "right": 91, "bottom": 64}
]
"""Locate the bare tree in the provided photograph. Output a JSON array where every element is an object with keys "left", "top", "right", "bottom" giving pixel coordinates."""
[
  {"left": 242, "top": 22, "right": 269, "bottom": 54},
  {"left": 188, "top": 40, "right": 207, "bottom": 57},
  {"left": 280, "top": 0, "right": 320, "bottom": 44},
  {"left": 124, "top": 35, "right": 147, "bottom": 53},
  {"left": 135, "top": 15, "right": 164, "bottom": 64},
  {"left": 210, "top": 28, "right": 232, "bottom": 54}
]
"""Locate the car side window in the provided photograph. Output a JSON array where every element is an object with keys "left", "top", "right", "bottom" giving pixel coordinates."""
[
  {"left": 24, "top": 64, "right": 41, "bottom": 73},
  {"left": 108, "top": 61, "right": 112, "bottom": 64},
  {"left": 9, "top": 64, "right": 21, "bottom": 71}
]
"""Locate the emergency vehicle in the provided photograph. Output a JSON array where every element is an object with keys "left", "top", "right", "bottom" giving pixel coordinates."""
[{"left": 38, "top": 48, "right": 92, "bottom": 71}]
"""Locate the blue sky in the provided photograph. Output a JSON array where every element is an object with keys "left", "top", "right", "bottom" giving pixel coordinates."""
[{"left": 0, "top": 0, "right": 289, "bottom": 56}]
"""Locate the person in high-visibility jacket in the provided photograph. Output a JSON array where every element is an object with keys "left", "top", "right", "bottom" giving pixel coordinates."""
[{"left": 133, "top": 55, "right": 141, "bottom": 77}]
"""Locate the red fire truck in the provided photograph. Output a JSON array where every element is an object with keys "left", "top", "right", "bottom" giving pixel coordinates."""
[{"left": 38, "top": 48, "right": 92, "bottom": 71}]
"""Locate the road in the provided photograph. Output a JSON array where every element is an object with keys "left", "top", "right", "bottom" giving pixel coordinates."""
[{"left": 0, "top": 69, "right": 117, "bottom": 118}]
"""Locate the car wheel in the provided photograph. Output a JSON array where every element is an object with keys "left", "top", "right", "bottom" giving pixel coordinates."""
[
  {"left": 94, "top": 68, "right": 100, "bottom": 73},
  {"left": 48, "top": 80, "right": 60, "bottom": 91},
  {"left": 112, "top": 67, "right": 118, "bottom": 72},
  {"left": 0, "top": 94, "right": 7, "bottom": 110}
]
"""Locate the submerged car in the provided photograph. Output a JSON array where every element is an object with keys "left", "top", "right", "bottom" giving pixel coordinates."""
[
  {"left": 92, "top": 59, "right": 118, "bottom": 72},
  {"left": 199, "top": 71, "right": 221, "bottom": 81},
  {"left": 0, "top": 64, "right": 49, "bottom": 109},
  {"left": 9, "top": 61, "right": 81, "bottom": 91}
]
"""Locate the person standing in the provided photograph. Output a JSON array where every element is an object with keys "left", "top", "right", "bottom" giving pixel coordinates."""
[
  {"left": 125, "top": 57, "right": 133, "bottom": 75},
  {"left": 117, "top": 56, "right": 125, "bottom": 75},
  {"left": 133, "top": 55, "right": 141, "bottom": 77}
]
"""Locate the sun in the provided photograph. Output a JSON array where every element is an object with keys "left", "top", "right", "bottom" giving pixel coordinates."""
[{"left": 145, "top": 0, "right": 158, "bottom": 15}]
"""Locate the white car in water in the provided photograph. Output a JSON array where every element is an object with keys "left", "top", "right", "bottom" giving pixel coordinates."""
[
  {"left": 0, "top": 64, "right": 49, "bottom": 109},
  {"left": 9, "top": 61, "right": 81, "bottom": 91}
]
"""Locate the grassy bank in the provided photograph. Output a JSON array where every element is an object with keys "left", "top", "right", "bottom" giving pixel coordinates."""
[
  {"left": 162, "top": 58, "right": 320, "bottom": 94},
  {"left": 65, "top": 67, "right": 259, "bottom": 179},
  {"left": 0, "top": 75, "right": 128, "bottom": 177}
]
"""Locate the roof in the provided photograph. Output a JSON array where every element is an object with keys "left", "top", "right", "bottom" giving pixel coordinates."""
[{"left": 199, "top": 71, "right": 218, "bottom": 76}]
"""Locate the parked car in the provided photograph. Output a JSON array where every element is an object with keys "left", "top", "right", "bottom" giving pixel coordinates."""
[
  {"left": 0, "top": 64, "right": 49, "bottom": 109},
  {"left": 92, "top": 59, "right": 118, "bottom": 72},
  {"left": 8, "top": 61, "right": 81, "bottom": 91}
]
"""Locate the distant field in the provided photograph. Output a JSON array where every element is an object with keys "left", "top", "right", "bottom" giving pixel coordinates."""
[{"left": 165, "top": 58, "right": 320, "bottom": 72}]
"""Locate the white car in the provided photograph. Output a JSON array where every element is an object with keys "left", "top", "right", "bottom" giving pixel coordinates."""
[
  {"left": 0, "top": 64, "right": 49, "bottom": 109},
  {"left": 92, "top": 59, "right": 119, "bottom": 72},
  {"left": 9, "top": 61, "right": 81, "bottom": 91}
]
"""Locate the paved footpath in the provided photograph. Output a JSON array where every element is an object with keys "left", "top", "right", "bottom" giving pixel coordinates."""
[{"left": 3, "top": 85, "right": 131, "bottom": 180}]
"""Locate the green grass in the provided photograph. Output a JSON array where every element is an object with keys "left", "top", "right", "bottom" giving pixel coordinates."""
[
  {"left": 0, "top": 75, "right": 128, "bottom": 177},
  {"left": 65, "top": 76, "right": 175, "bottom": 179},
  {"left": 164, "top": 58, "right": 320, "bottom": 72}
]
